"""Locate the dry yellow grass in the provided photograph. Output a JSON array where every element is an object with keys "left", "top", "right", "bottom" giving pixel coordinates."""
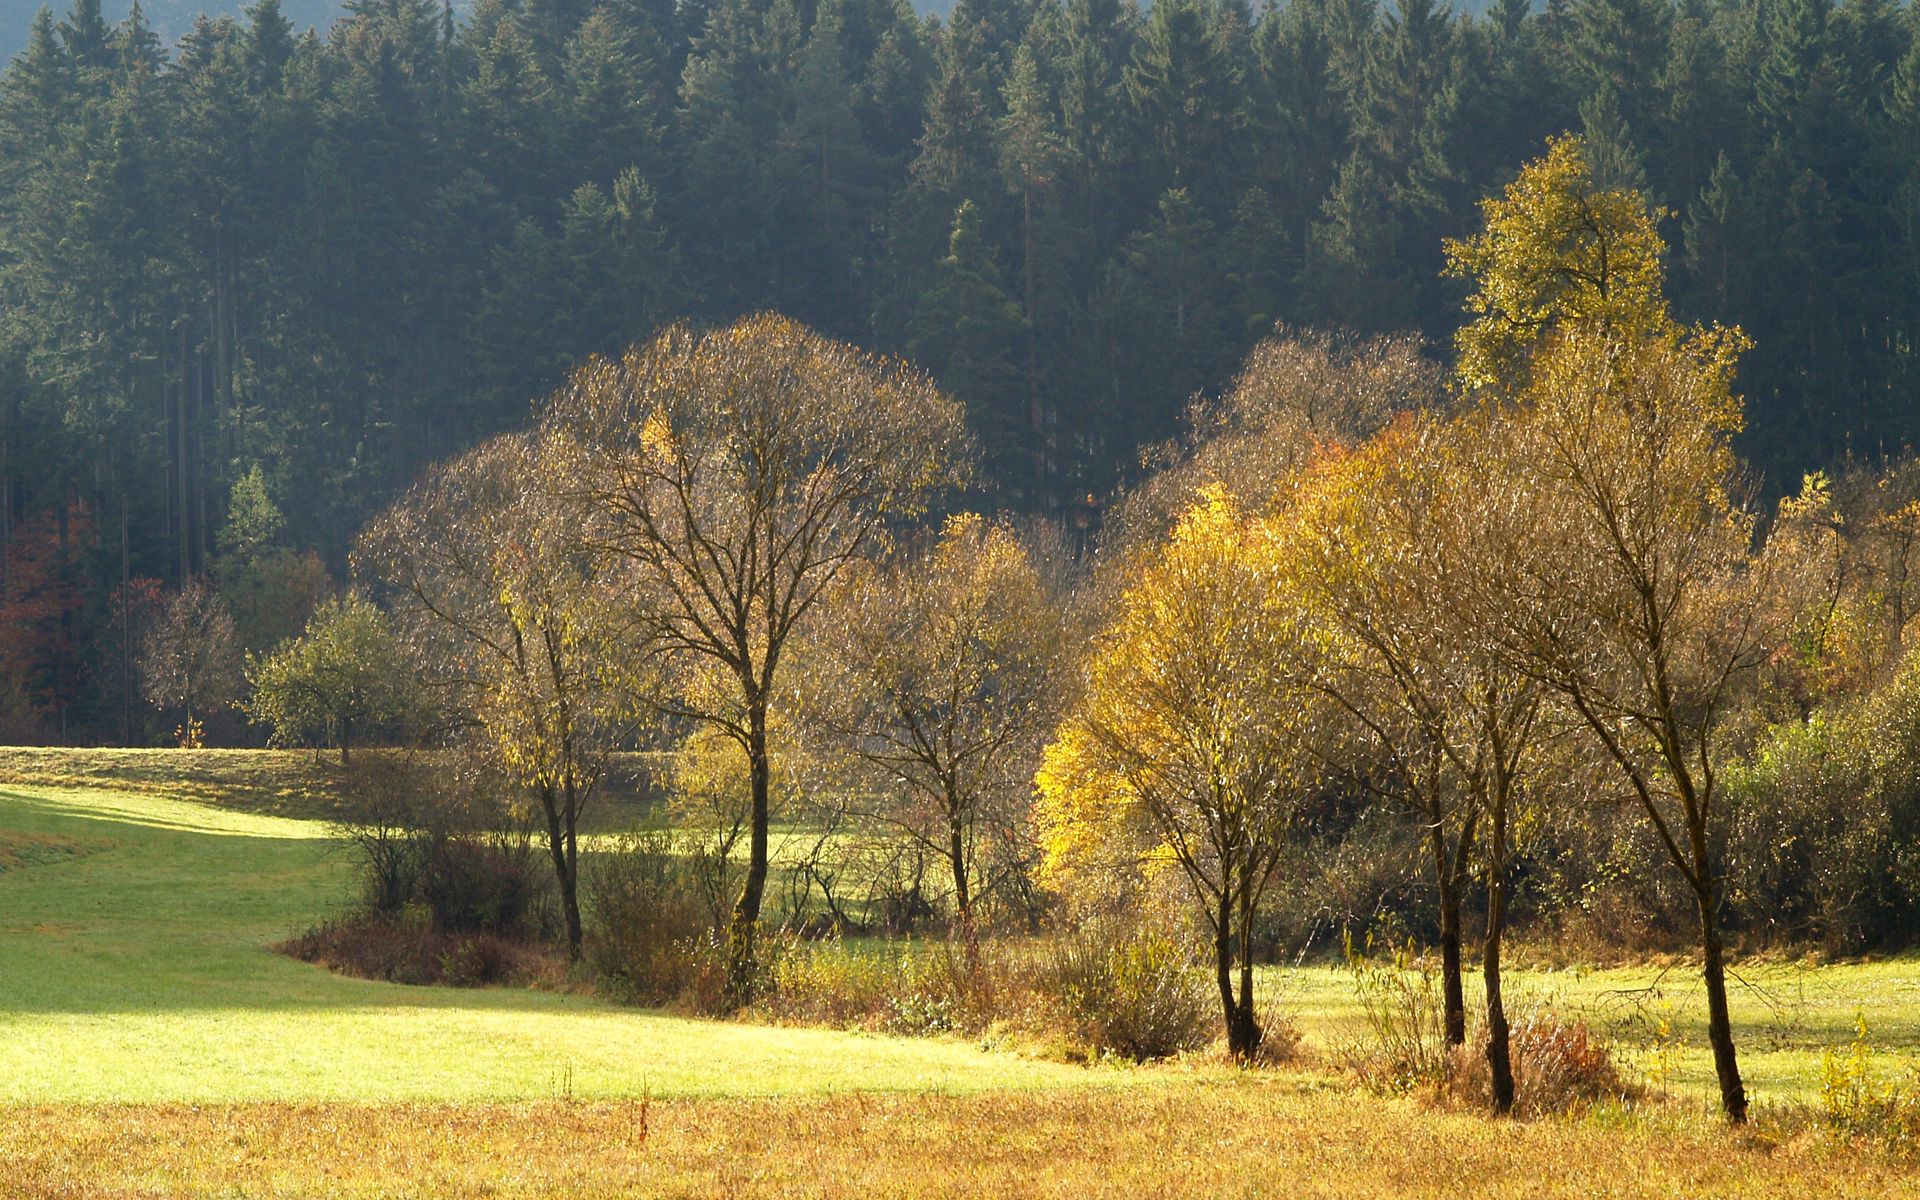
[{"left": 4, "top": 1078, "right": 1913, "bottom": 1200}]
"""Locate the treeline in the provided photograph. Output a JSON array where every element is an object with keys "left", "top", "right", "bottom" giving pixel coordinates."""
[
  {"left": 3, "top": 0, "right": 1919, "bottom": 740},
  {"left": 232, "top": 144, "right": 1920, "bottom": 1128}
]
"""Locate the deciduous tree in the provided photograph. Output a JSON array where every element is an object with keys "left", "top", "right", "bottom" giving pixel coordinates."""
[
  {"left": 359, "top": 431, "right": 631, "bottom": 961},
  {"left": 242, "top": 594, "right": 417, "bottom": 764},
  {"left": 1450, "top": 138, "right": 1766, "bottom": 1122},
  {"left": 139, "top": 576, "right": 242, "bottom": 744},
  {"left": 1038, "top": 487, "right": 1328, "bottom": 1059},
  {"left": 800, "top": 513, "right": 1062, "bottom": 930},
  {"left": 546, "top": 314, "right": 967, "bottom": 1000}
]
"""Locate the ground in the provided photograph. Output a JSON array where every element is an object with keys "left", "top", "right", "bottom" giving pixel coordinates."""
[{"left": 3, "top": 763, "right": 1918, "bottom": 1197}]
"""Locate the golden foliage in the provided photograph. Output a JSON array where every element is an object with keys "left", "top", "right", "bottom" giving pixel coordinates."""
[
  {"left": 1036, "top": 487, "right": 1323, "bottom": 905},
  {"left": 1445, "top": 135, "right": 1670, "bottom": 392}
]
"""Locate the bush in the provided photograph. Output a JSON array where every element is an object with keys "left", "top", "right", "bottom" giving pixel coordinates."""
[
  {"left": 417, "top": 832, "right": 544, "bottom": 935},
  {"left": 1338, "top": 938, "right": 1626, "bottom": 1113},
  {"left": 758, "top": 937, "right": 975, "bottom": 1035},
  {"left": 1447, "top": 1008, "right": 1629, "bottom": 1115},
  {"left": 1339, "top": 937, "right": 1451, "bottom": 1095},
  {"left": 1721, "top": 658, "right": 1920, "bottom": 954},
  {"left": 284, "top": 753, "right": 559, "bottom": 984},
  {"left": 334, "top": 752, "right": 553, "bottom": 939},
  {"left": 749, "top": 917, "right": 1222, "bottom": 1062},
  {"left": 280, "top": 911, "right": 549, "bottom": 987},
  {"left": 582, "top": 829, "right": 723, "bottom": 1007},
  {"left": 1045, "top": 914, "right": 1215, "bottom": 1062},
  {"left": 1821, "top": 1016, "right": 1920, "bottom": 1155}
]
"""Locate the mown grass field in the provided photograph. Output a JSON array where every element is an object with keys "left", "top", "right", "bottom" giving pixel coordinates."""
[
  {"left": 0, "top": 783, "right": 1099, "bottom": 1103},
  {"left": 4, "top": 759, "right": 1920, "bottom": 1197}
]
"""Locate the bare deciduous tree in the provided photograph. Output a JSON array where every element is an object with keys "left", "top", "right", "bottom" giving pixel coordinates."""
[
  {"left": 797, "top": 513, "right": 1063, "bottom": 932},
  {"left": 139, "top": 576, "right": 242, "bottom": 744},
  {"left": 1489, "top": 326, "right": 1768, "bottom": 1122},
  {"left": 546, "top": 314, "right": 968, "bottom": 1001}
]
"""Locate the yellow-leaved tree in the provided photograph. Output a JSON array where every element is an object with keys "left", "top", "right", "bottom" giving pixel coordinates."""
[
  {"left": 1445, "top": 133, "right": 1669, "bottom": 392},
  {"left": 798, "top": 513, "right": 1064, "bottom": 932},
  {"left": 1036, "top": 487, "right": 1330, "bottom": 1060},
  {"left": 359, "top": 431, "right": 635, "bottom": 961}
]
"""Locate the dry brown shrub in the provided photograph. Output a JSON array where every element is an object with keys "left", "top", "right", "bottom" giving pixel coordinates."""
[{"left": 1446, "top": 1008, "right": 1632, "bottom": 1115}]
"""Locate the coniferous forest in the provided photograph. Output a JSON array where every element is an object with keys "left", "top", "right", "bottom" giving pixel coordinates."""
[{"left": 2, "top": 0, "right": 1918, "bottom": 742}]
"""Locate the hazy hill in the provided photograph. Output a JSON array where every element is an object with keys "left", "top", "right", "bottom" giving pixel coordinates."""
[
  {"left": 2, "top": 0, "right": 352, "bottom": 63},
  {"left": 1, "top": 0, "right": 1510, "bottom": 67}
]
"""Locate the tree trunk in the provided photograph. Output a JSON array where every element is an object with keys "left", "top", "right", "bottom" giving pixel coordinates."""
[
  {"left": 947, "top": 798, "right": 981, "bottom": 973},
  {"left": 1431, "top": 819, "right": 1467, "bottom": 1047},
  {"left": 727, "top": 698, "right": 772, "bottom": 1006},
  {"left": 177, "top": 321, "right": 192, "bottom": 583},
  {"left": 1215, "top": 891, "right": 1237, "bottom": 1050},
  {"left": 947, "top": 802, "right": 970, "bottom": 924},
  {"left": 540, "top": 784, "right": 582, "bottom": 962},
  {"left": 1237, "top": 896, "right": 1261, "bottom": 1058},
  {"left": 1216, "top": 889, "right": 1259, "bottom": 1060},
  {"left": 1696, "top": 877, "right": 1748, "bottom": 1122},
  {"left": 339, "top": 715, "right": 351, "bottom": 766},
  {"left": 1484, "top": 790, "right": 1515, "bottom": 1114},
  {"left": 560, "top": 771, "right": 584, "bottom": 961},
  {"left": 1022, "top": 188, "right": 1044, "bottom": 497},
  {"left": 119, "top": 485, "right": 132, "bottom": 746}
]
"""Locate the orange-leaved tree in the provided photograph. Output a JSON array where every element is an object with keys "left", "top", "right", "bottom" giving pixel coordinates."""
[{"left": 1291, "top": 412, "right": 1552, "bottom": 1112}]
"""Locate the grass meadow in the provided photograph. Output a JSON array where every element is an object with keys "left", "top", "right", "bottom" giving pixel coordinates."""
[{"left": 4, "top": 764, "right": 1920, "bottom": 1196}]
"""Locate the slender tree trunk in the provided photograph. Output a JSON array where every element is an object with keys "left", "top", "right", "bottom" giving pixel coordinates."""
[
  {"left": 1484, "top": 785, "right": 1515, "bottom": 1114},
  {"left": 1215, "top": 890, "right": 1238, "bottom": 1054},
  {"left": 1693, "top": 855, "right": 1747, "bottom": 1122},
  {"left": 1431, "top": 815, "right": 1467, "bottom": 1047},
  {"left": 947, "top": 801, "right": 970, "bottom": 924},
  {"left": 540, "top": 783, "right": 582, "bottom": 961},
  {"left": 728, "top": 696, "right": 772, "bottom": 1006},
  {"left": 339, "top": 715, "right": 351, "bottom": 766},
  {"left": 120, "top": 483, "right": 132, "bottom": 746},
  {"left": 178, "top": 322, "right": 192, "bottom": 583},
  {"left": 1237, "top": 891, "right": 1260, "bottom": 1057},
  {"left": 1022, "top": 188, "right": 1043, "bottom": 497},
  {"left": 560, "top": 770, "right": 583, "bottom": 961}
]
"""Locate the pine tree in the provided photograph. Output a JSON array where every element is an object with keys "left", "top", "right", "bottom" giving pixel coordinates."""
[
  {"left": 998, "top": 40, "right": 1064, "bottom": 496},
  {"left": 1124, "top": 0, "right": 1242, "bottom": 208},
  {"left": 910, "top": 201, "right": 1027, "bottom": 496}
]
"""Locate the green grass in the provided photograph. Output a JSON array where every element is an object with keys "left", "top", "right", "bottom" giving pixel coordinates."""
[
  {"left": 9, "top": 762, "right": 1920, "bottom": 1196},
  {"left": 0, "top": 783, "right": 1107, "bottom": 1104},
  {"left": 1262, "top": 952, "right": 1920, "bottom": 1107},
  {"left": 7, "top": 765, "right": 1920, "bottom": 1113}
]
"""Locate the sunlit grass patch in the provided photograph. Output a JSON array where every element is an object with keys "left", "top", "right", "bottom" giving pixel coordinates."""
[
  {"left": 1260, "top": 953, "right": 1920, "bottom": 1107},
  {"left": 0, "top": 784, "right": 1110, "bottom": 1104}
]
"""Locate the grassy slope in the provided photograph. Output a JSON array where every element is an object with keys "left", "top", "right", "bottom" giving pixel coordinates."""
[
  {"left": 6, "top": 772, "right": 1920, "bottom": 1106},
  {"left": 0, "top": 746, "right": 664, "bottom": 823},
  {"left": 0, "top": 784, "right": 1101, "bottom": 1103}
]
